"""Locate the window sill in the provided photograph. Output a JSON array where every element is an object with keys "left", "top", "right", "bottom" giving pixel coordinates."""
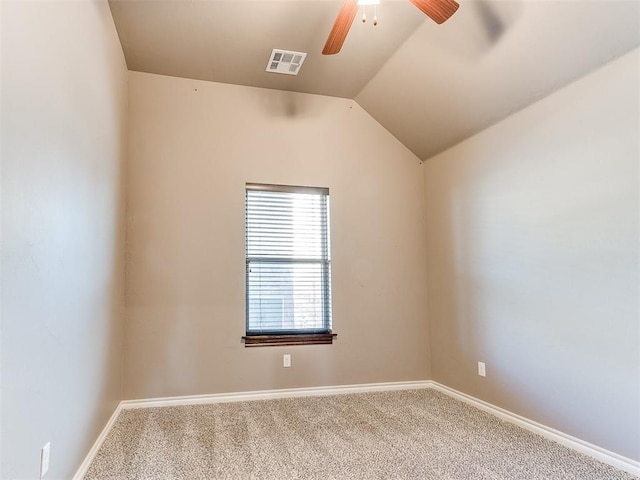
[{"left": 242, "top": 333, "right": 336, "bottom": 347}]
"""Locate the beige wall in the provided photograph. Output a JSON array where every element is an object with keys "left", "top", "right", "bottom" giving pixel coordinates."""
[
  {"left": 1, "top": 1, "right": 128, "bottom": 478},
  {"left": 125, "top": 72, "right": 430, "bottom": 400},
  {"left": 424, "top": 49, "right": 639, "bottom": 460}
]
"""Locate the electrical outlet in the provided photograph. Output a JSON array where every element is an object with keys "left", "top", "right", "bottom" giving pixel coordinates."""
[
  {"left": 283, "top": 354, "right": 291, "bottom": 368},
  {"left": 478, "top": 361, "right": 486, "bottom": 377},
  {"left": 40, "top": 442, "right": 50, "bottom": 478}
]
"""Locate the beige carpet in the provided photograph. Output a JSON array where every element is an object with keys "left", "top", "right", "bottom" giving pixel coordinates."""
[{"left": 84, "top": 389, "right": 637, "bottom": 479}]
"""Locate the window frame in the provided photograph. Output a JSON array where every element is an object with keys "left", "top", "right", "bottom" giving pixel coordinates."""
[{"left": 242, "top": 183, "right": 335, "bottom": 347}]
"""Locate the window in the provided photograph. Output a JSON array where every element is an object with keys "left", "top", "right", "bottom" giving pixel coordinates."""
[{"left": 244, "top": 183, "right": 334, "bottom": 347}]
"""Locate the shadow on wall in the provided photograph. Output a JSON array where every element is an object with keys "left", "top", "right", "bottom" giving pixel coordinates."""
[
  {"left": 252, "top": 88, "right": 322, "bottom": 119},
  {"left": 426, "top": 0, "right": 523, "bottom": 61},
  {"left": 77, "top": 127, "right": 127, "bottom": 469},
  {"left": 72, "top": 0, "right": 129, "bottom": 468}
]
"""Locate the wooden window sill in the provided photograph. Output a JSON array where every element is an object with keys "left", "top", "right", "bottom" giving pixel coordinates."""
[{"left": 242, "top": 333, "right": 336, "bottom": 347}]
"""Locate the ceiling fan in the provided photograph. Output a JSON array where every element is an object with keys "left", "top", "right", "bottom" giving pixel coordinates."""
[{"left": 322, "top": 0, "right": 460, "bottom": 55}]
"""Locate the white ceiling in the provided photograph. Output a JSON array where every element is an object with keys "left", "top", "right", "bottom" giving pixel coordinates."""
[{"left": 109, "top": 0, "right": 640, "bottom": 160}]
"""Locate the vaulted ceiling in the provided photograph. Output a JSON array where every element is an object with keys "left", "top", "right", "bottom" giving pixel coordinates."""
[{"left": 109, "top": 0, "right": 640, "bottom": 160}]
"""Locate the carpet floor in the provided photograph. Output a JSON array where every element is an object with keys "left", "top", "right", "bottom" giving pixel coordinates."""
[{"left": 84, "top": 389, "right": 637, "bottom": 479}]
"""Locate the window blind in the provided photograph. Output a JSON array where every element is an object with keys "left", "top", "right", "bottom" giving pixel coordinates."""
[{"left": 245, "top": 184, "right": 332, "bottom": 335}]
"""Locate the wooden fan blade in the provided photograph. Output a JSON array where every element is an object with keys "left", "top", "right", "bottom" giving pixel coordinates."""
[
  {"left": 408, "top": 0, "right": 460, "bottom": 24},
  {"left": 322, "top": 0, "right": 359, "bottom": 55}
]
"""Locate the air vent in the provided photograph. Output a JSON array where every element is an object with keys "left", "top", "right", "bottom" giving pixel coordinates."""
[{"left": 266, "top": 49, "right": 307, "bottom": 76}]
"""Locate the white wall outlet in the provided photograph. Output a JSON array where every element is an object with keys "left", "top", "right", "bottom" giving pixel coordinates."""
[
  {"left": 478, "top": 361, "right": 486, "bottom": 377},
  {"left": 283, "top": 354, "right": 291, "bottom": 368},
  {"left": 40, "top": 442, "right": 50, "bottom": 478}
]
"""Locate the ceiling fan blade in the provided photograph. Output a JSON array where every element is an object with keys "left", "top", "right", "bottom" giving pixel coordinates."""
[
  {"left": 408, "top": 0, "right": 460, "bottom": 24},
  {"left": 322, "top": 0, "right": 359, "bottom": 55}
]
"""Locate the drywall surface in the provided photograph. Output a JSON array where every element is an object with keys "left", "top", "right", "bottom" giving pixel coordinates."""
[
  {"left": 356, "top": 0, "right": 640, "bottom": 160},
  {"left": 125, "top": 72, "right": 429, "bottom": 399},
  {"left": 424, "top": 49, "right": 639, "bottom": 460},
  {"left": 1, "top": 1, "right": 127, "bottom": 478}
]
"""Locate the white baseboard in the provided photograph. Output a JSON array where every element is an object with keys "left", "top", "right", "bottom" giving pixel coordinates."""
[
  {"left": 430, "top": 382, "right": 640, "bottom": 477},
  {"left": 120, "top": 380, "right": 432, "bottom": 409},
  {"left": 72, "top": 403, "right": 123, "bottom": 480},
  {"left": 74, "top": 380, "right": 640, "bottom": 478}
]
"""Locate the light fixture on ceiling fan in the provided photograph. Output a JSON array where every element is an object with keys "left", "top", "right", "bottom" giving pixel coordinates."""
[
  {"left": 358, "top": 0, "right": 380, "bottom": 26},
  {"left": 322, "top": 0, "right": 460, "bottom": 55}
]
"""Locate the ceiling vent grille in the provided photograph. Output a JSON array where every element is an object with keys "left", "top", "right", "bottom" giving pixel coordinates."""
[{"left": 266, "top": 49, "right": 307, "bottom": 76}]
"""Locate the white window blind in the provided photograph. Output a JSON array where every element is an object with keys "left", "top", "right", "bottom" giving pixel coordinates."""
[{"left": 245, "top": 184, "right": 332, "bottom": 335}]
